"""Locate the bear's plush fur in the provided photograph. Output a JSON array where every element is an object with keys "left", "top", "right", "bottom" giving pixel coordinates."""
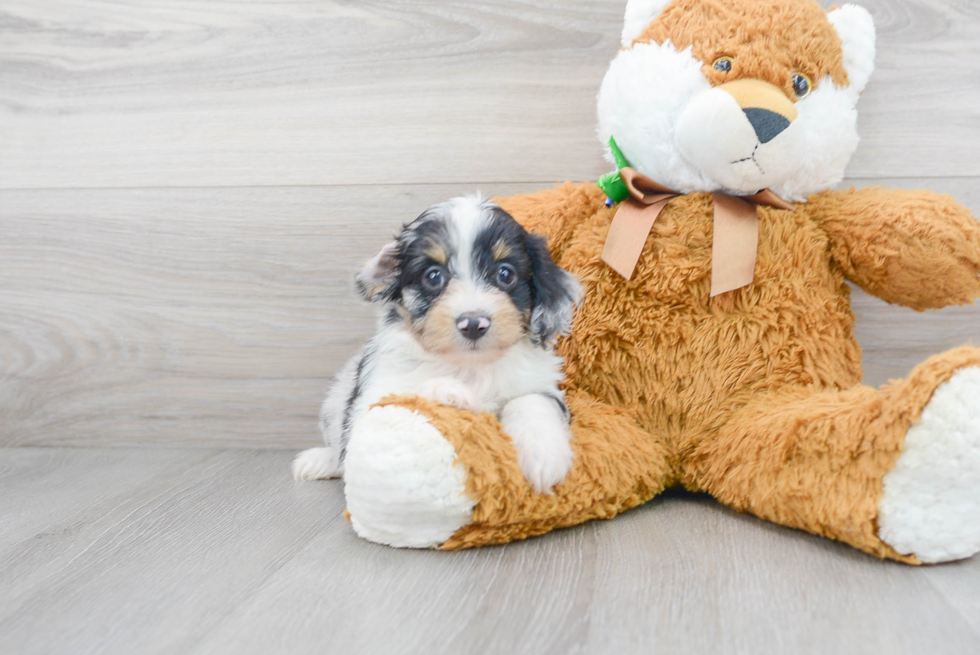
[{"left": 341, "top": 0, "right": 980, "bottom": 564}]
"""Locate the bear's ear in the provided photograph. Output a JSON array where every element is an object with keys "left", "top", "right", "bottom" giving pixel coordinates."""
[
  {"left": 828, "top": 4, "right": 876, "bottom": 96},
  {"left": 621, "top": 0, "right": 673, "bottom": 48}
]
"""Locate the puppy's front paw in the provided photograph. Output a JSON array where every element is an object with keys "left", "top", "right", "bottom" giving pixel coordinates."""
[
  {"left": 500, "top": 395, "right": 574, "bottom": 494},
  {"left": 513, "top": 432, "right": 574, "bottom": 494},
  {"left": 419, "top": 377, "right": 480, "bottom": 412}
]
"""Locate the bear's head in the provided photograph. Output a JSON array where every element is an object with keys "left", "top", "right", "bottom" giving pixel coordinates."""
[{"left": 597, "top": 0, "right": 876, "bottom": 201}]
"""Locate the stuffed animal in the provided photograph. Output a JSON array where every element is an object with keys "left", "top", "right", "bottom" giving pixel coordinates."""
[{"left": 340, "top": 0, "right": 980, "bottom": 563}]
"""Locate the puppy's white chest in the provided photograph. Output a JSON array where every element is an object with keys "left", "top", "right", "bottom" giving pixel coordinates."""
[{"left": 455, "top": 342, "right": 565, "bottom": 411}]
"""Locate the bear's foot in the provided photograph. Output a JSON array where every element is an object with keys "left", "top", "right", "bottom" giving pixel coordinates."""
[
  {"left": 340, "top": 392, "right": 673, "bottom": 550},
  {"left": 690, "top": 347, "right": 980, "bottom": 564},
  {"left": 878, "top": 366, "right": 980, "bottom": 563},
  {"left": 343, "top": 404, "right": 475, "bottom": 548}
]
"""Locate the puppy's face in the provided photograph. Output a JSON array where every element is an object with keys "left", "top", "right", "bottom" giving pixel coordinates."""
[{"left": 357, "top": 196, "right": 581, "bottom": 362}]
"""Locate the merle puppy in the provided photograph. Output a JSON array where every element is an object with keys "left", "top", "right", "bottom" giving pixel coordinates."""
[{"left": 292, "top": 195, "right": 582, "bottom": 492}]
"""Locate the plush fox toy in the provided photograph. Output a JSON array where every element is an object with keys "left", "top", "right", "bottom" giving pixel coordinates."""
[{"left": 340, "top": 0, "right": 980, "bottom": 563}]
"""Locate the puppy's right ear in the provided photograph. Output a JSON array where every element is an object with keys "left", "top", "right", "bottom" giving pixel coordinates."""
[
  {"left": 355, "top": 242, "right": 400, "bottom": 302},
  {"left": 526, "top": 234, "right": 583, "bottom": 346}
]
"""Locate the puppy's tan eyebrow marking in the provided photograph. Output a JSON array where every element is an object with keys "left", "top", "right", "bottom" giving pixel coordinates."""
[
  {"left": 424, "top": 242, "right": 448, "bottom": 264},
  {"left": 492, "top": 238, "right": 513, "bottom": 261}
]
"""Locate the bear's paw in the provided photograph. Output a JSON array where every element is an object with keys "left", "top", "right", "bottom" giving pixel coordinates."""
[
  {"left": 343, "top": 405, "right": 476, "bottom": 548},
  {"left": 878, "top": 367, "right": 980, "bottom": 563}
]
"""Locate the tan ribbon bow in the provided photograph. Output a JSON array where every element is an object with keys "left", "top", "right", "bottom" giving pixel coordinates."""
[{"left": 600, "top": 167, "right": 796, "bottom": 297}]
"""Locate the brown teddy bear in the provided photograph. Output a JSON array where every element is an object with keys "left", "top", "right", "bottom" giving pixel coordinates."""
[{"left": 339, "top": 0, "right": 980, "bottom": 564}]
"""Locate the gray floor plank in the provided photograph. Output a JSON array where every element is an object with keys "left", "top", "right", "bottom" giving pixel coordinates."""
[
  {"left": 1, "top": 0, "right": 978, "bottom": 188},
  {"left": 0, "top": 448, "right": 977, "bottom": 655},
  {"left": 920, "top": 555, "right": 980, "bottom": 638},
  {"left": 583, "top": 498, "right": 980, "bottom": 655},
  {"left": 0, "top": 448, "right": 335, "bottom": 655},
  {"left": 194, "top": 511, "right": 598, "bottom": 655},
  {"left": 0, "top": 447, "right": 214, "bottom": 550}
]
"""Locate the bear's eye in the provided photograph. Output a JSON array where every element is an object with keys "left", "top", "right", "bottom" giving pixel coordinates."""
[
  {"left": 792, "top": 72, "right": 812, "bottom": 98},
  {"left": 712, "top": 56, "right": 733, "bottom": 73}
]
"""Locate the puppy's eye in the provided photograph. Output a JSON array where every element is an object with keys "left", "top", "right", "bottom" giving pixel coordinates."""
[
  {"left": 792, "top": 72, "right": 812, "bottom": 98},
  {"left": 712, "top": 56, "right": 733, "bottom": 73},
  {"left": 422, "top": 266, "right": 446, "bottom": 291},
  {"left": 494, "top": 264, "right": 516, "bottom": 290}
]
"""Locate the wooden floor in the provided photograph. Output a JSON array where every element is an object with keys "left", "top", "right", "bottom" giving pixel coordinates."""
[
  {"left": 2, "top": 447, "right": 979, "bottom": 655},
  {"left": 2, "top": 0, "right": 980, "bottom": 653}
]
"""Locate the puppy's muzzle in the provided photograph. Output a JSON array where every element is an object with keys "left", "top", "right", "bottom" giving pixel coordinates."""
[{"left": 456, "top": 313, "right": 491, "bottom": 341}]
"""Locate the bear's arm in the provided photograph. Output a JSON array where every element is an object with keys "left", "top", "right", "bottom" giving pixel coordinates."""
[
  {"left": 494, "top": 182, "right": 607, "bottom": 260},
  {"left": 807, "top": 187, "right": 980, "bottom": 310}
]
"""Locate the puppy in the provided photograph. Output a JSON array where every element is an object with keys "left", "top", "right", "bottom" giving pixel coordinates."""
[{"left": 292, "top": 195, "right": 582, "bottom": 493}]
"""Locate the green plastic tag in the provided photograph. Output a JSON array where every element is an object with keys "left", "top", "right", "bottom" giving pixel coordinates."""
[
  {"left": 608, "top": 135, "right": 630, "bottom": 169},
  {"left": 597, "top": 136, "right": 633, "bottom": 203},
  {"left": 598, "top": 171, "right": 630, "bottom": 203}
]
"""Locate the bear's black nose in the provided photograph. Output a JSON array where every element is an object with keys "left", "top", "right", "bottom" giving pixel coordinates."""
[
  {"left": 456, "top": 313, "right": 491, "bottom": 341},
  {"left": 743, "top": 107, "right": 791, "bottom": 144}
]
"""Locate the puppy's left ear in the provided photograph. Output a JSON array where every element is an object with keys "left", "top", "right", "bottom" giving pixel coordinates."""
[
  {"left": 355, "top": 242, "right": 400, "bottom": 302},
  {"left": 526, "top": 234, "right": 582, "bottom": 346}
]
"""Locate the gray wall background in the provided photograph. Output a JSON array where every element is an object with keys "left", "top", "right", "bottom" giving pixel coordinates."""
[{"left": 1, "top": 0, "right": 978, "bottom": 448}]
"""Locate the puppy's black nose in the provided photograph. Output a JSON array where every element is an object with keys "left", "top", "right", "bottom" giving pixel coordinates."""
[
  {"left": 456, "top": 313, "right": 491, "bottom": 341},
  {"left": 743, "top": 107, "right": 791, "bottom": 144}
]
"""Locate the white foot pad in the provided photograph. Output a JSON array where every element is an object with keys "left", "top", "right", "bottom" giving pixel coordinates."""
[
  {"left": 343, "top": 405, "right": 475, "bottom": 548},
  {"left": 879, "top": 366, "right": 980, "bottom": 563}
]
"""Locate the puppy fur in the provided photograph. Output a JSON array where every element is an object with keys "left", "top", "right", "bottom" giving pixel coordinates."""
[{"left": 292, "top": 195, "right": 582, "bottom": 493}]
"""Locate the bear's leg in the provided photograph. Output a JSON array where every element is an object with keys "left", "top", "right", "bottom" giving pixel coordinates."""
[
  {"left": 690, "top": 347, "right": 980, "bottom": 564},
  {"left": 343, "top": 390, "right": 673, "bottom": 549}
]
